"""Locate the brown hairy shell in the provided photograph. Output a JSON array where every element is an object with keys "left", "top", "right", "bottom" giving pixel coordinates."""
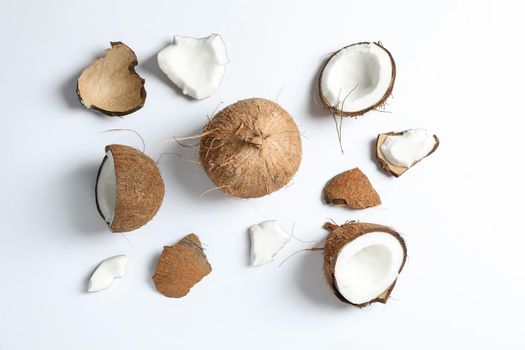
[
  {"left": 152, "top": 234, "right": 212, "bottom": 298},
  {"left": 323, "top": 221, "right": 407, "bottom": 307},
  {"left": 376, "top": 131, "right": 440, "bottom": 177},
  {"left": 323, "top": 168, "right": 381, "bottom": 209},
  {"left": 199, "top": 98, "right": 302, "bottom": 198},
  {"left": 77, "top": 42, "right": 146, "bottom": 116},
  {"left": 318, "top": 42, "right": 396, "bottom": 117},
  {"left": 95, "top": 144, "right": 164, "bottom": 233}
]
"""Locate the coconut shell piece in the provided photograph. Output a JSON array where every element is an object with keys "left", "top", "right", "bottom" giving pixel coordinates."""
[
  {"left": 318, "top": 42, "right": 396, "bottom": 117},
  {"left": 199, "top": 98, "right": 302, "bottom": 198},
  {"left": 95, "top": 144, "right": 164, "bottom": 233},
  {"left": 323, "top": 222, "right": 407, "bottom": 307},
  {"left": 376, "top": 131, "right": 440, "bottom": 177},
  {"left": 77, "top": 42, "right": 146, "bottom": 116},
  {"left": 152, "top": 234, "right": 212, "bottom": 298},
  {"left": 324, "top": 168, "right": 381, "bottom": 209}
]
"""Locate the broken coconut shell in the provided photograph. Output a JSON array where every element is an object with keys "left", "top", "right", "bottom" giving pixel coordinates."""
[
  {"left": 77, "top": 42, "right": 146, "bottom": 116},
  {"left": 324, "top": 168, "right": 381, "bottom": 209},
  {"left": 199, "top": 98, "right": 302, "bottom": 198},
  {"left": 323, "top": 221, "right": 407, "bottom": 307},
  {"left": 95, "top": 144, "right": 164, "bottom": 233},
  {"left": 152, "top": 234, "right": 212, "bottom": 298},
  {"left": 318, "top": 42, "right": 396, "bottom": 117},
  {"left": 376, "top": 131, "right": 440, "bottom": 177}
]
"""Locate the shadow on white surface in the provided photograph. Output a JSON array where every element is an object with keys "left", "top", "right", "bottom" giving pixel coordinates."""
[
  {"left": 308, "top": 58, "right": 328, "bottom": 119},
  {"left": 65, "top": 162, "right": 108, "bottom": 234}
]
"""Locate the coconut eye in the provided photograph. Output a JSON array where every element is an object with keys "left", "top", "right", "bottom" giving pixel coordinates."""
[{"left": 319, "top": 42, "right": 395, "bottom": 116}]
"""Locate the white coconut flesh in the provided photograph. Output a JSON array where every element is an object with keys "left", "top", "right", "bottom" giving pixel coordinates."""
[
  {"left": 334, "top": 232, "right": 405, "bottom": 305},
  {"left": 380, "top": 129, "right": 437, "bottom": 168},
  {"left": 249, "top": 221, "right": 291, "bottom": 266},
  {"left": 88, "top": 255, "right": 127, "bottom": 292},
  {"left": 320, "top": 43, "right": 393, "bottom": 113},
  {"left": 157, "top": 34, "right": 229, "bottom": 100},
  {"left": 96, "top": 151, "right": 117, "bottom": 226}
]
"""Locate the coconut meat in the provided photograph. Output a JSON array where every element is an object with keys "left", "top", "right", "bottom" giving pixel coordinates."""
[
  {"left": 250, "top": 221, "right": 291, "bottom": 266},
  {"left": 96, "top": 151, "right": 117, "bottom": 226},
  {"left": 334, "top": 232, "right": 404, "bottom": 305},
  {"left": 157, "top": 34, "right": 229, "bottom": 100},
  {"left": 88, "top": 255, "right": 127, "bottom": 292},
  {"left": 380, "top": 129, "right": 437, "bottom": 168},
  {"left": 320, "top": 43, "right": 393, "bottom": 113}
]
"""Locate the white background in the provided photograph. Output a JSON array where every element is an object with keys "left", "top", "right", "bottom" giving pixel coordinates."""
[{"left": 1, "top": 0, "right": 524, "bottom": 348}]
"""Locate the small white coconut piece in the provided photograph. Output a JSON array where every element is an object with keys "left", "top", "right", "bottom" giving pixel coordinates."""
[
  {"left": 319, "top": 42, "right": 395, "bottom": 116},
  {"left": 334, "top": 232, "right": 405, "bottom": 305},
  {"left": 88, "top": 255, "right": 127, "bottom": 292},
  {"left": 379, "top": 129, "right": 437, "bottom": 168},
  {"left": 249, "top": 221, "right": 291, "bottom": 266},
  {"left": 157, "top": 34, "right": 229, "bottom": 99}
]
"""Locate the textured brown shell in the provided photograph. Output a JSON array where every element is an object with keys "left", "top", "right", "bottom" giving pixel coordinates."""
[
  {"left": 152, "top": 234, "right": 212, "bottom": 298},
  {"left": 376, "top": 131, "right": 440, "bottom": 177},
  {"left": 318, "top": 42, "right": 396, "bottom": 117},
  {"left": 77, "top": 42, "right": 146, "bottom": 116},
  {"left": 324, "top": 168, "right": 381, "bottom": 209},
  {"left": 323, "top": 222, "right": 407, "bottom": 307},
  {"left": 199, "top": 98, "right": 302, "bottom": 198},
  {"left": 95, "top": 144, "right": 164, "bottom": 233}
]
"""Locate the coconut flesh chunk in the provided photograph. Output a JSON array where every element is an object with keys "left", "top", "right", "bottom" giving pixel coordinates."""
[
  {"left": 96, "top": 151, "right": 117, "bottom": 226},
  {"left": 320, "top": 42, "right": 395, "bottom": 115},
  {"left": 157, "top": 34, "right": 229, "bottom": 99},
  {"left": 380, "top": 129, "right": 438, "bottom": 168},
  {"left": 334, "top": 232, "right": 405, "bottom": 305},
  {"left": 88, "top": 255, "right": 127, "bottom": 292},
  {"left": 250, "top": 221, "right": 291, "bottom": 266}
]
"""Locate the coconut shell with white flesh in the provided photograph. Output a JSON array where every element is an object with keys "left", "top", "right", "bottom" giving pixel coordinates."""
[
  {"left": 323, "top": 222, "right": 407, "bottom": 307},
  {"left": 318, "top": 42, "right": 396, "bottom": 117},
  {"left": 376, "top": 129, "right": 440, "bottom": 177},
  {"left": 199, "top": 98, "right": 302, "bottom": 198},
  {"left": 77, "top": 42, "right": 146, "bottom": 116},
  {"left": 95, "top": 144, "right": 164, "bottom": 233},
  {"left": 324, "top": 168, "right": 381, "bottom": 209},
  {"left": 152, "top": 234, "right": 212, "bottom": 298}
]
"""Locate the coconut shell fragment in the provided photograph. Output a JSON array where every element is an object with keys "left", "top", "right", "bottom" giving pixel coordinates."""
[
  {"left": 376, "top": 130, "right": 440, "bottom": 177},
  {"left": 323, "top": 221, "right": 407, "bottom": 307},
  {"left": 199, "top": 98, "right": 302, "bottom": 198},
  {"left": 324, "top": 168, "right": 381, "bottom": 209},
  {"left": 77, "top": 42, "right": 146, "bottom": 116},
  {"left": 152, "top": 234, "right": 212, "bottom": 298},
  {"left": 95, "top": 144, "right": 164, "bottom": 233}
]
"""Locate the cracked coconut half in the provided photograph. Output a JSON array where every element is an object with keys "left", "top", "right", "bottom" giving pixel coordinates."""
[
  {"left": 319, "top": 42, "right": 396, "bottom": 116},
  {"left": 158, "top": 34, "right": 228, "bottom": 99},
  {"left": 77, "top": 42, "right": 146, "bottom": 116},
  {"left": 324, "top": 168, "right": 381, "bottom": 209},
  {"left": 376, "top": 129, "right": 439, "bottom": 177},
  {"left": 323, "top": 222, "right": 406, "bottom": 307},
  {"left": 152, "top": 234, "right": 212, "bottom": 298},
  {"left": 95, "top": 145, "right": 164, "bottom": 233}
]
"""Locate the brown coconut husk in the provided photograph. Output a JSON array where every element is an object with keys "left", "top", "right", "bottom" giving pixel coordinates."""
[
  {"left": 199, "top": 98, "right": 302, "bottom": 198},
  {"left": 318, "top": 42, "right": 396, "bottom": 117},
  {"left": 152, "top": 234, "right": 212, "bottom": 298},
  {"left": 324, "top": 168, "right": 381, "bottom": 209},
  {"left": 95, "top": 144, "right": 164, "bottom": 233},
  {"left": 323, "top": 221, "right": 407, "bottom": 307},
  {"left": 77, "top": 42, "right": 146, "bottom": 116},
  {"left": 376, "top": 131, "right": 440, "bottom": 177}
]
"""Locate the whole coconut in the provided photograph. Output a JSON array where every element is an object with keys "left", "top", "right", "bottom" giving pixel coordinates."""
[{"left": 199, "top": 98, "right": 301, "bottom": 198}]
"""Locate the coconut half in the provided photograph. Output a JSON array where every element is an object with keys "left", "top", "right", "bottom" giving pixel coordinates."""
[
  {"left": 95, "top": 144, "right": 164, "bottom": 233},
  {"left": 376, "top": 129, "right": 439, "bottom": 177},
  {"left": 157, "top": 34, "right": 229, "bottom": 99},
  {"left": 319, "top": 42, "right": 396, "bottom": 116},
  {"left": 77, "top": 42, "right": 146, "bottom": 116},
  {"left": 323, "top": 222, "right": 406, "bottom": 307},
  {"left": 199, "top": 98, "right": 302, "bottom": 198}
]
